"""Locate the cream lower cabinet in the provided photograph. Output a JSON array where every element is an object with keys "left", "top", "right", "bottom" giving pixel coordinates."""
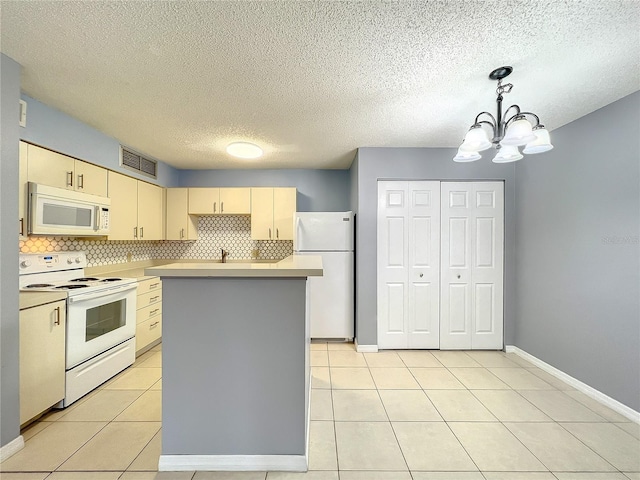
[
  {"left": 20, "top": 300, "right": 66, "bottom": 425},
  {"left": 136, "top": 277, "right": 162, "bottom": 355},
  {"left": 188, "top": 187, "right": 251, "bottom": 215},
  {"left": 166, "top": 188, "right": 198, "bottom": 240},
  {"left": 108, "top": 171, "right": 164, "bottom": 240},
  {"left": 25, "top": 142, "right": 108, "bottom": 196},
  {"left": 251, "top": 187, "right": 297, "bottom": 240}
]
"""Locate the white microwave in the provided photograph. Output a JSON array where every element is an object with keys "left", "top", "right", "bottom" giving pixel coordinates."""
[{"left": 29, "top": 182, "right": 111, "bottom": 236}]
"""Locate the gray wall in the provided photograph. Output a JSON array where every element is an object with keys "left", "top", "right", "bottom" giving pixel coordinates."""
[
  {"left": 19, "top": 95, "right": 180, "bottom": 187},
  {"left": 1, "top": 53, "right": 21, "bottom": 447},
  {"left": 354, "top": 148, "right": 517, "bottom": 347},
  {"left": 179, "top": 168, "right": 350, "bottom": 212},
  {"left": 162, "top": 277, "right": 307, "bottom": 455},
  {"left": 515, "top": 91, "right": 640, "bottom": 410}
]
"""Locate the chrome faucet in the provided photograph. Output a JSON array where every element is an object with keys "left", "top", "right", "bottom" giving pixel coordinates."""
[{"left": 221, "top": 249, "right": 229, "bottom": 263}]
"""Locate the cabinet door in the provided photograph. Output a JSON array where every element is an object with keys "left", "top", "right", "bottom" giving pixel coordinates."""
[
  {"left": 137, "top": 181, "right": 164, "bottom": 240},
  {"left": 74, "top": 160, "right": 108, "bottom": 197},
  {"left": 219, "top": 188, "right": 251, "bottom": 214},
  {"left": 19, "top": 141, "right": 28, "bottom": 238},
  {"left": 251, "top": 188, "right": 274, "bottom": 240},
  {"left": 108, "top": 171, "right": 138, "bottom": 240},
  {"left": 188, "top": 188, "right": 219, "bottom": 214},
  {"left": 273, "top": 188, "right": 297, "bottom": 240},
  {"left": 27, "top": 144, "right": 75, "bottom": 190},
  {"left": 20, "top": 301, "right": 66, "bottom": 424},
  {"left": 166, "top": 188, "right": 188, "bottom": 240}
]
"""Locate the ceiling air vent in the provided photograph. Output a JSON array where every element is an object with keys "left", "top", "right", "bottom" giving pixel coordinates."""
[{"left": 120, "top": 147, "right": 158, "bottom": 179}]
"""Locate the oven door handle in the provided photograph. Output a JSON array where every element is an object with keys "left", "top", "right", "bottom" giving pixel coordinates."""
[{"left": 68, "top": 283, "right": 138, "bottom": 303}]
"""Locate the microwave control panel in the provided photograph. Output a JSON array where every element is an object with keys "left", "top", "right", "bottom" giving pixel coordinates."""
[{"left": 101, "top": 207, "right": 110, "bottom": 230}]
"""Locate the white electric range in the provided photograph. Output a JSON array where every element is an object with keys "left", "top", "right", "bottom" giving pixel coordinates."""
[{"left": 19, "top": 252, "right": 138, "bottom": 406}]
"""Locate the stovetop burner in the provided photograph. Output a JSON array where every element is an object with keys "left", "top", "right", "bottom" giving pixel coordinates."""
[
  {"left": 70, "top": 277, "right": 99, "bottom": 282},
  {"left": 100, "top": 278, "right": 122, "bottom": 282},
  {"left": 25, "top": 283, "right": 55, "bottom": 288},
  {"left": 55, "top": 284, "right": 90, "bottom": 290}
]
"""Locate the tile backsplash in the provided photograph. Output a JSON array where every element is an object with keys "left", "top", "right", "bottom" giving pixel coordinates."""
[{"left": 19, "top": 216, "right": 293, "bottom": 267}]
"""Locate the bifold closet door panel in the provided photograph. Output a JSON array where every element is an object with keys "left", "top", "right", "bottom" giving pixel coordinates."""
[
  {"left": 440, "top": 182, "right": 504, "bottom": 350},
  {"left": 407, "top": 182, "right": 441, "bottom": 349},
  {"left": 377, "top": 181, "right": 410, "bottom": 349},
  {"left": 470, "top": 182, "right": 504, "bottom": 349},
  {"left": 377, "top": 181, "right": 441, "bottom": 349}
]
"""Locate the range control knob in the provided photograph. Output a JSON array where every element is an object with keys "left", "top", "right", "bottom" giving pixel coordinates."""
[
  {"left": 75, "top": 257, "right": 82, "bottom": 263},
  {"left": 67, "top": 258, "right": 74, "bottom": 264},
  {"left": 20, "top": 260, "right": 31, "bottom": 268}
]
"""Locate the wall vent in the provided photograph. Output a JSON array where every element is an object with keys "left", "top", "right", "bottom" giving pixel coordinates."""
[{"left": 120, "top": 147, "right": 158, "bottom": 179}]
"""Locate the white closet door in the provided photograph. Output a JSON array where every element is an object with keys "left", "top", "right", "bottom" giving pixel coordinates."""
[
  {"left": 407, "top": 182, "right": 440, "bottom": 348},
  {"left": 377, "top": 181, "right": 410, "bottom": 349},
  {"left": 377, "top": 181, "right": 440, "bottom": 349},
  {"left": 440, "top": 182, "right": 504, "bottom": 349},
  {"left": 471, "top": 182, "right": 504, "bottom": 349}
]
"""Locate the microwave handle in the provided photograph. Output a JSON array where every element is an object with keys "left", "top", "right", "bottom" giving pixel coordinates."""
[{"left": 93, "top": 206, "right": 101, "bottom": 231}]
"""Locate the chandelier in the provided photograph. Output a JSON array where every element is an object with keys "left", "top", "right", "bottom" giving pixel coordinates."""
[{"left": 454, "top": 66, "right": 553, "bottom": 163}]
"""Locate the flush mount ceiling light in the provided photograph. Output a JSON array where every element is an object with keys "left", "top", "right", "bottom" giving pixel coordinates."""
[
  {"left": 226, "top": 142, "right": 263, "bottom": 159},
  {"left": 454, "top": 66, "right": 553, "bottom": 164}
]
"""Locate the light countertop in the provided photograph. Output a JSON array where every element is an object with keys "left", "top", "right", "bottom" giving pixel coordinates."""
[
  {"left": 19, "top": 291, "right": 67, "bottom": 310},
  {"left": 144, "top": 255, "right": 323, "bottom": 278}
]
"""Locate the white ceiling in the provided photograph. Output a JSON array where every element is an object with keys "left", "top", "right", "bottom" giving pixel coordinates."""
[{"left": 1, "top": 1, "right": 638, "bottom": 170}]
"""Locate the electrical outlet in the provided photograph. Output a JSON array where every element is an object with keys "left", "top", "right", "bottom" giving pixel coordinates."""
[
  {"left": 251, "top": 249, "right": 259, "bottom": 259},
  {"left": 127, "top": 252, "right": 132, "bottom": 262}
]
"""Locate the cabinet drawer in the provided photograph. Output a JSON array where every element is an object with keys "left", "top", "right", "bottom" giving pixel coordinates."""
[
  {"left": 136, "top": 316, "right": 162, "bottom": 352},
  {"left": 137, "top": 303, "right": 162, "bottom": 324},
  {"left": 137, "top": 289, "right": 162, "bottom": 309},
  {"left": 137, "top": 277, "right": 162, "bottom": 296}
]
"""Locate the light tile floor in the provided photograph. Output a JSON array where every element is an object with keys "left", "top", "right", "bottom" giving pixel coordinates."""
[{"left": 2, "top": 342, "right": 639, "bottom": 480}]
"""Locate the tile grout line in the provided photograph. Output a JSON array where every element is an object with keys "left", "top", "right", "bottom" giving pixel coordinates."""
[{"left": 372, "top": 362, "right": 413, "bottom": 475}]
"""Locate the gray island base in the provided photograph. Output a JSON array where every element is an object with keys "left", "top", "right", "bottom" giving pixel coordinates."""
[{"left": 145, "top": 256, "right": 322, "bottom": 472}]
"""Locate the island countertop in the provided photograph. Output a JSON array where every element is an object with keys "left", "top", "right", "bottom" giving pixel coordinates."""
[{"left": 144, "top": 254, "right": 323, "bottom": 278}]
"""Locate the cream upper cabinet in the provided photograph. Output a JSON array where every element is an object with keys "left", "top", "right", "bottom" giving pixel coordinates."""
[
  {"left": 273, "top": 188, "right": 297, "bottom": 240},
  {"left": 74, "top": 160, "right": 108, "bottom": 197},
  {"left": 166, "top": 188, "right": 198, "bottom": 240},
  {"left": 219, "top": 188, "right": 251, "bottom": 214},
  {"left": 108, "top": 171, "right": 138, "bottom": 240},
  {"left": 188, "top": 188, "right": 219, "bottom": 214},
  {"left": 108, "top": 171, "right": 164, "bottom": 241},
  {"left": 137, "top": 181, "right": 164, "bottom": 240},
  {"left": 26, "top": 143, "right": 107, "bottom": 196},
  {"left": 188, "top": 187, "right": 250, "bottom": 215},
  {"left": 250, "top": 188, "right": 274, "bottom": 240},
  {"left": 26, "top": 144, "right": 74, "bottom": 190},
  {"left": 20, "top": 300, "right": 66, "bottom": 425},
  {"left": 251, "top": 187, "right": 296, "bottom": 240},
  {"left": 19, "top": 141, "right": 28, "bottom": 238}
]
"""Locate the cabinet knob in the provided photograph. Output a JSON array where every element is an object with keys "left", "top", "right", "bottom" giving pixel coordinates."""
[
  {"left": 419, "top": 273, "right": 423, "bottom": 278},
  {"left": 457, "top": 274, "right": 461, "bottom": 279}
]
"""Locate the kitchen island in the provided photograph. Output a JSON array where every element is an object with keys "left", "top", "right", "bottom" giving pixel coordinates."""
[{"left": 145, "top": 255, "right": 322, "bottom": 472}]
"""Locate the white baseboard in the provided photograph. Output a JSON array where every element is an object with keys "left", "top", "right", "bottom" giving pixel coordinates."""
[
  {"left": 159, "top": 454, "right": 307, "bottom": 472},
  {"left": 506, "top": 345, "right": 640, "bottom": 423},
  {"left": 0, "top": 435, "right": 24, "bottom": 462},
  {"left": 355, "top": 340, "right": 378, "bottom": 353}
]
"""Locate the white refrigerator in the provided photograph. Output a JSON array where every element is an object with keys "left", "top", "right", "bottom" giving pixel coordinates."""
[{"left": 294, "top": 211, "right": 354, "bottom": 339}]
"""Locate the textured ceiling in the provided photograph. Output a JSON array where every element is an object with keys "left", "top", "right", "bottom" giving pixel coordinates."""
[{"left": 1, "top": 1, "right": 639, "bottom": 170}]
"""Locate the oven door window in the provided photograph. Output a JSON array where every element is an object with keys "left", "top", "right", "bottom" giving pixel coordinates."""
[{"left": 86, "top": 298, "right": 126, "bottom": 341}]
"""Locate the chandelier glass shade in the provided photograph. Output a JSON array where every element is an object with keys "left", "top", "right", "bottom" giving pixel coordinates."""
[{"left": 454, "top": 66, "right": 553, "bottom": 163}]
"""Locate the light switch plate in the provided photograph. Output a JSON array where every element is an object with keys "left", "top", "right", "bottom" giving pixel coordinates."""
[{"left": 19, "top": 99, "right": 27, "bottom": 127}]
